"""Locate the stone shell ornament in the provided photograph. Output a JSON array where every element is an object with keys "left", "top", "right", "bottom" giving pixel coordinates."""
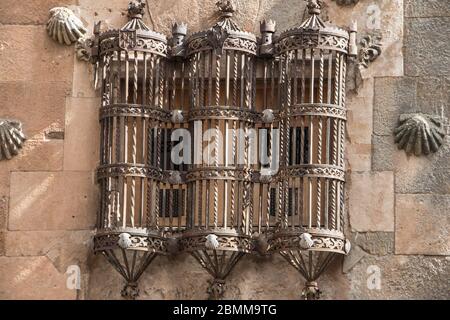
[
  {"left": 262, "top": 109, "right": 275, "bottom": 123},
  {"left": 394, "top": 113, "right": 446, "bottom": 156},
  {"left": 0, "top": 119, "right": 26, "bottom": 161},
  {"left": 299, "top": 233, "right": 314, "bottom": 249},
  {"left": 47, "top": 7, "right": 87, "bottom": 45},
  {"left": 118, "top": 233, "right": 133, "bottom": 249},
  {"left": 205, "top": 234, "right": 220, "bottom": 250}
]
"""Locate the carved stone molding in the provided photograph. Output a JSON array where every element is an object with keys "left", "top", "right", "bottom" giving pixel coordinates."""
[
  {"left": 394, "top": 113, "right": 446, "bottom": 156},
  {"left": 47, "top": 7, "right": 87, "bottom": 45},
  {"left": 346, "top": 32, "right": 383, "bottom": 93},
  {"left": 359, "top": 33, "right": 382, "bottom": 68},
  {"left": 0, "top": 119, "right": 26, "bottom": 161},
  {"left": 75, "top": 36, "right": 92, "bottom": 62}
]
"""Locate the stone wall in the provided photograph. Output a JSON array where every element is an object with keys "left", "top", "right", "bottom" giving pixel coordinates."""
[{"left": 0, "top": 0, "right": 448, "bottom": 299}]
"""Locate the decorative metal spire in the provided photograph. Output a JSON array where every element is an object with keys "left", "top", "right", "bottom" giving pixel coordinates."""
[
  {"left": 216, "top": 0, "right": 236, "bottom": 18},
  {"left": 127, "top": 0, "right": 146, "bottom": 19},
  {"left": 122, "top": 0, "right": 150, "bottom": 31},
  {"left": 213, "top": 0, "right": 241, "bottom": 32},
  {"left": 300, "top": 0, "right": 325, "bottom": 29},
  {"left": 306, "top": 0, "right": 322, "bottom": 15}
]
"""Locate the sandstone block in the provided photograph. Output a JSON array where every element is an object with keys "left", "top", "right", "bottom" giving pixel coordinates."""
[
  {"left": 6, "top": 139, "right": 64, "bottom": 172},
  {"left": 346, "top": 143, "right": 371, "bottom": 172},
  {"left": 373, "top": 77, "right": 416, "bottom": 136},
  {"left": 371, "top": 135, "right": 395, "bottom": 171},
  {"left": 64, "top": 97, "right": 100, "bottom": 171},
  {"left": 0, "top": 197, "right": 8, "bottom": 230},
  {"left": 405, "top": 17, "right": 450, "bottom": 76},
  {"left": 9, "top": 171, "right": 97, "bottom": 231},
  {"left": 0, "top": 256, "right": 77, "bottom": 299},
  {"left": 0, "top": 81, "right": 69, "bottom": 139},
  {"left": 405, "top": 0, "right": 450, "bottom": 18},
  {"left": 0, "top": 26, "right": 74, "bottom": 83},
  {"left": 394, "top": 143, "right": 450, "bottom": 194},
  {"left": 396, "top": 194, "right": 450, "bottom": 255},
  {"left": 347, "top": 255, "right": 450, "bottom": 299},
  {"left": 0, "top": 0, "right": 77, "bottom": 25},
  {"left": 5, "top": 230, "right": 93, "bottom": 272},
  {"left": 353, "top": 232, "right": 394, "bottom": 256},
  {"left": 349, "top": 172, "right": 394, "bottom": 232}
]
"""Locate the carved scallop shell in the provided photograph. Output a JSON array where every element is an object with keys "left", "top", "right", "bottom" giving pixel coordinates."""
[
  {"left": 299, "top": 233, "right": 314, "bottom": 249},
  {"left": 167, "top": 170, "right": 183, "bottom": 184},
  {"left": 118, "top": 233, "right": 132, "bottom": 249},
  {"left": 262, "top": 109, "right": 275, "bottom": 123},
  {"left": 205, "top": 234, "right": 220, "bottom": 250},
  {"left": 394, "top": 113, "right": 446, "bottom": 156},
  {"left": 170, "top": 110, "right": 184, "bottom": 123},
  {"left": 47, "top": 7, "right": 87, "bottom": 45},
  {"left": 0, "top": 119, "right": 26, "bottom": 161}
]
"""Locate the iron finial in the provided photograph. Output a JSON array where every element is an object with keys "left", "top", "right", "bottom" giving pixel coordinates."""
[
  {"left": 216, "top": 0, "right": 236, "bottom": 18},
  {"left": 306, "top": 0, "right": 322, "bottom": 15},
  {"left": 127, "top": 0, "right": 146, "bottom": 19}
]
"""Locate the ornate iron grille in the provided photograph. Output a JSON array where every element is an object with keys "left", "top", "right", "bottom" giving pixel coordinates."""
[{"left": 91, "top": 0, "right": 356, "bottom": 300}]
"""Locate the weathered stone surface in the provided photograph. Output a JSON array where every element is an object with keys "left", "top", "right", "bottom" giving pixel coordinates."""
[
  {"left": 9, "top": 172, "right": 97, "bottom": 231},
  {"left": 74, "top": 1, "right": 127, "bottom": 42},
  {"left": 0, "top": 0, "right": 78, "bottom": 25},
  {"left": 64, "top": 97, "right": 100, "bottom": 171},
  {"left": 394, "top": 142, "right": 450, "bottom": 194},
  {"left": 396, "top": 194, "right": 450, "bottom": 255},
  {"left": 328, "top": 0, "right": 404, "bottom": 78},
  {"left": 0, "top": 256, "right": 77, "bottom": 299},
  {"left": 0, "top": 171, "right": 9, "bottom": 198},
  {"left": 343, "top": 245, "right": 367, "bottom": 274},
  {"left": 5, "top": 230, "right": 93, "bottom": 272},
  {"left": 87, "top": 252, "right": 211, "bottom": 299},
  {"left": 6, "top": 139, "right": 64, "bottom": 172},
  {"left": 71, "top": 59, "right": 98, "bottom": 98},
  {"left": 353, "top": 232, "right": 394, "bottom": 256},
  {"left": 347, "top": 78, "right": 374, "bottom": 145},
  {"left": 405, "top": 17, "right": 450, "bottom": 76},
  {"left": 349, "top": 171, "right": 394, "bottom": 232},
  {"left": 347, "top": 255, "right": 450, "bottom": 299},
  {"left": 405, "top": 0, "right": 450, "bottom": 18},
  {"left": 346, "top": 78, "right": 374, "bottom": 172},
  {"left": 0, "top": 231, "right": 5, "bottom": 256},
  {"left": 0, "top": 81, "right": 69, "bottom": 139},
  {"left": 0, "top": 197, "right": 7, "bottom": 230},
  {"left": 416, "top": 77, "right": 450, "bottom": 114},
  {"left": 0, "top": 26, "right": 74, "bottom": 83},
  {"left": 373, "top": 77, "right": 417, "bottom": 136},
  {"left": 371, "top": 134, "right": 395, "bottom": 171},
  {"left": 87, "top": 252, "right": 350, "bottom": 300},
  {"left": 346, "top": 143, "right": 371, "bottom": 172}
]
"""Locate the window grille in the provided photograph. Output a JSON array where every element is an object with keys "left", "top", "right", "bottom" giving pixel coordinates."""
[{"left": 91, "top": 0, "right": 356, "bottom": 299}]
